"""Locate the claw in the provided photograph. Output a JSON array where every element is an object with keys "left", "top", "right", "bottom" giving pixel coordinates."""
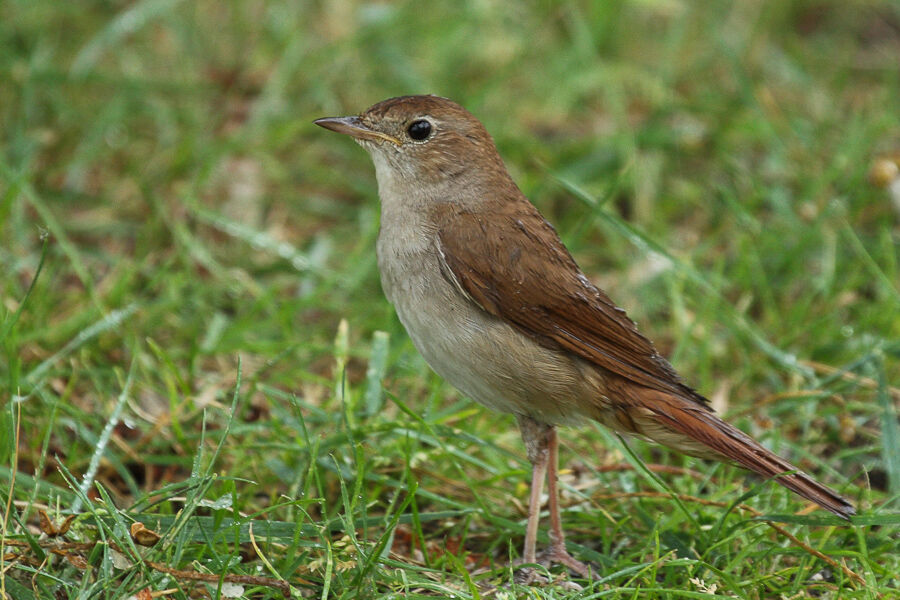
[{"left": 536, "top": 545, "right": 597, "bottom": 580}]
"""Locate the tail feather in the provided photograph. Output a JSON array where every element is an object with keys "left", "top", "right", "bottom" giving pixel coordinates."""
[{"left": 633, "top": 391, "right": 855, "bottom": 519}]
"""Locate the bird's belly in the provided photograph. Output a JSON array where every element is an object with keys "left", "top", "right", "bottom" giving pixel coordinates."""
[{"left": 380, "top": 250, "right": 601, "bottom": 425}]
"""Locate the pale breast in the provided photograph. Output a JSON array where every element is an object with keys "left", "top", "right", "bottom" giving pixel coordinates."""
[{"left": 376, "top": 231, "right": 604, "bottom": 426}]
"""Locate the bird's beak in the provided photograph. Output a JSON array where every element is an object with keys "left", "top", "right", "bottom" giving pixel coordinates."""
[{"left": 314, "top": 116, "right": 401, "bottom": 146}]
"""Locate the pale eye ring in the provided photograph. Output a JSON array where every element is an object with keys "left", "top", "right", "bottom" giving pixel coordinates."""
[{"left": 407, "top": 119, "right": 432, "bottom": 141}]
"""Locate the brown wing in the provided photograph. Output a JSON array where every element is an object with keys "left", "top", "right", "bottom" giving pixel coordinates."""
[
  {"left": 436, "top": 201, "right": 856, "bottom": 519},
  {"left": 435, "top": 201, "right": 709, "bottom": 408}
]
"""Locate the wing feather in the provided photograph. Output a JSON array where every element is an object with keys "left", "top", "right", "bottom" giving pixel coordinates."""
[{"left": 435, "top": 204, "right": 708, "bottom": 408}]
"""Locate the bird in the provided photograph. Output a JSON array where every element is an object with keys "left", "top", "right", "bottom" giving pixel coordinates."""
[{"left": 314, "top": 95, "right": 855, "bottom": 579}]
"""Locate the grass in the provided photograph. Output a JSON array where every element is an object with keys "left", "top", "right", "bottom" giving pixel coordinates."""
[{"left": 2, "top": 0, "right": 899, "bottom": 598}]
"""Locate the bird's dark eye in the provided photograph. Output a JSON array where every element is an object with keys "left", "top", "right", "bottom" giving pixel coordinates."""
[{"left": 407, "top": 119, "right": 432, "bottom": 141}]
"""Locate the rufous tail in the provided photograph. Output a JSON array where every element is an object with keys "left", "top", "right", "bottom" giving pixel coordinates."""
[{"left": 636, "top": 391, "right": 855, "bottom": 519}]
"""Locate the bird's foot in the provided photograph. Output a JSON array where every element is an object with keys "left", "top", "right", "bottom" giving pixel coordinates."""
[
  {"left": 512, "top": 545, "right": 596, "bottom": 586},
  {"left": 512, "top": 566, "right": 584, "bottom": 590},
  {"left": 512, "top": 566, "right": 550, "bottom": 586},
  {"left": 537, "top": 544, "right": 596, "bottom": 580}
]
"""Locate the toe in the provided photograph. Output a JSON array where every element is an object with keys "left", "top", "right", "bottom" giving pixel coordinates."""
[{"left": 537, "top": 546, "right": 598, "bottom": 580}]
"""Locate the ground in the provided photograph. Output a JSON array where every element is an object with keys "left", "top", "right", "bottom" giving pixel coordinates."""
[{"left": 1, "top": 1, "right": 899, "bottom": 598}]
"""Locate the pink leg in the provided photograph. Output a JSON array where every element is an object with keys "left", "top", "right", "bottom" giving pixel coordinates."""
[
  {"left": 547, "top": 426, "right": 565, "bottom": 549},
  {"left": 543, "top": 427, "right": 593, "bottom": 578},
  {"left": 515, "top": 416, "right": 594, "bottom": 580},
  {"left": 522, "top": 435, "right": 549, "bottom": 565}
]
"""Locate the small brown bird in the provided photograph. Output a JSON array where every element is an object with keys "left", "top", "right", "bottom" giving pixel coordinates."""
[{"left": 315, "top": 95, "right": 854, "bottom": 578}]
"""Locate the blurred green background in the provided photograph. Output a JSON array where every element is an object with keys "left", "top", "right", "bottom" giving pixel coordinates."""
[{"left": 2, "top": 1, "right": 899, "bottom": 598}]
